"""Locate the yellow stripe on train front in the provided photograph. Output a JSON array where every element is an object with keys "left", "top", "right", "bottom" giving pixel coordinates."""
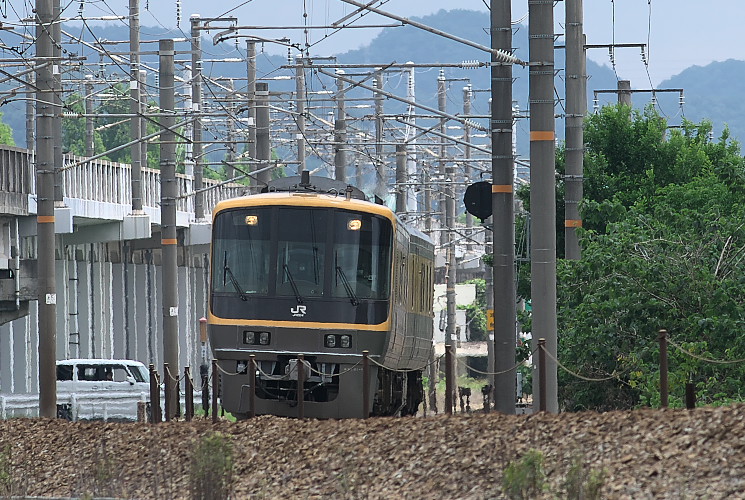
[{"left": 208, "top": 313, "right": 392, "bottom": 332}]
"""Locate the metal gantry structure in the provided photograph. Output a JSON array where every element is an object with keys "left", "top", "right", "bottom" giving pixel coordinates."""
[{"left": 2, "top": 0, "right": 624, "bottom": 415}]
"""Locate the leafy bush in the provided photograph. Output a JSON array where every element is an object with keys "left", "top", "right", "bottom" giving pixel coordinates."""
[
  {"left": 502, "top": 449, "right": 546, "bottom": 500},
  {"left": 190, "top": 432, "right": 234, "bottom": 500}
]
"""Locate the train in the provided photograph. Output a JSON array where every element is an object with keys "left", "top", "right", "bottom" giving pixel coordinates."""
[{"left": 207, "top": 173, "right": 435, "bottom": 418}]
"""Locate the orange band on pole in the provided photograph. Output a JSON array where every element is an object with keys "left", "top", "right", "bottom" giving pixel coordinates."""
[
  {"left": 161, "top": 238, "right": 178, "bottom": 245},
  {"left": 565, "top": 219, "right": 583, "bottom": 228},
  {"left": 37, "top": 216, "right": 55, "bottom": 223},
  {"left": 530, "top": 130, "right": 555, "bottom": 141},
  {"left": 491, "top": 184, "right": 513, "bottom": 193}
]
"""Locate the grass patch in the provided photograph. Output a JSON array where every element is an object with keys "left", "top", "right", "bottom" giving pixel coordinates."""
[{"left": 190, "top": 431, "right": 234, "bottom": 500}]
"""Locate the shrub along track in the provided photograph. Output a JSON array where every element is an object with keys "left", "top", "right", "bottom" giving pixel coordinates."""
[{"left": 1, "top": 404, "right": 745, "bottom": 499}]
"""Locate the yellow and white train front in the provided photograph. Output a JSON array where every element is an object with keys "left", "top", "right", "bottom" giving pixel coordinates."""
[{"left": 208, "top": 193, "right": 395, "bottom": 418}]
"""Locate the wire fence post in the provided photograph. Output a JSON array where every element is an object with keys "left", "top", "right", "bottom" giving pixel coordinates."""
[
  {"left": 185, "top": 366, "right": 193, "bottom": 422},
  {"left": 297, "top": 354, "right": 305, "bottom": 419},
  {"left": 248, "top": 354, "right": 256, "bottom": 419},
  {"left": 685, "top": 381, "right": 696, "bottom": 409},
  {"left": 201, "top": 363, "right": 209, "bottom": 418},
  {"left": 149, "top": 363, "right": 160, "bottom": 424},
  {"left": 659, "top": 329, "right": 669, "bottom": 408},
  {"left": 445, "top": 344, "right": 453, "bottom": 415},
  {"left": 538, "top": 338, "right": 547, "bottom": 412},
  {"left": 428, "top": 347, "right": 438, "bottom": 414},
  {"left": 211, "top": 359, "right": 219, "bottom": 424},
  {"left": 362, "top": 350, "right": 370, "bottom": 419},
  {"left": 163, "top": 363, "right": 171, "bottom": 422}
]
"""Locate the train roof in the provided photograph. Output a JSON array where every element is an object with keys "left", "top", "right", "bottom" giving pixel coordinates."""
[
  {"left": 214, "top": 174, "right": 433, "bottom": 246},
  {"left": 214, "top": 174, "right": 396, "bottom": 220},
  {"left": 213, "top": 191, "right": 396, "bottom": 219}
]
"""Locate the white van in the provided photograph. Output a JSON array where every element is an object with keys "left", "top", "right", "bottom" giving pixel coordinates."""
[{"left": 56, "top": 359, "right": 151, "bottom": 421}]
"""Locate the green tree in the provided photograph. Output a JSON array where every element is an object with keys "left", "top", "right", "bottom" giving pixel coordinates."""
[
  {"left": 0, "top": 112, "right": 14, "bottom": 146},
  {"left": 557, "top": 105, "right": 745, "bottom": 410},
  {"left": 461, "top": 278, "right": 487, "bottom": 341},
  {"left": 62, "top": 93, "right": 105, "bottom": 156}
]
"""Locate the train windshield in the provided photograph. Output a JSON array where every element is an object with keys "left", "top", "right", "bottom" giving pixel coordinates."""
[
  {"left": 212, "top": 205, "right": 392, "bottom": 303},
  {"left": 212, "top": 207, "right": 272, "bottom": 296},
  {"left": 332, "top": 211, "right": 391, "bottom": 301},
  {"left": 276, "top": 208, "right": 328, "bottom": 298}
]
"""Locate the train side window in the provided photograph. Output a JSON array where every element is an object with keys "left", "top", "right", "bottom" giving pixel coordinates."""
[
  {"left": 420, "top": 263, "right": 425, "bottom": 313},
  {"left": 395, "top": 251, "right": 405, "bottom": 304}
]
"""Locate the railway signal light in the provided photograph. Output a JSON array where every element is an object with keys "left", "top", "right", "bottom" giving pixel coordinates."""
[{"left": 463, "top": 181, "right": 493, "bottom": 221}]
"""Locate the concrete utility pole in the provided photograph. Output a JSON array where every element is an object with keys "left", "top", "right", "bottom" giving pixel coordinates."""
[
  {"left": 404, "top": 66, "right": 423, "bottom": 227},
  {"left": 491, "top": 0, "right": 517, "bottom": 414},
  {"left": 36, "top": 0, "right": 58, "bottom": 418},
  {"left": 484, "top": 221, "right": 495, "bottom": 384},
  {"left": 374, "top": 71, "right": 386, "bottom": 200},
  {"left": 52, "top": 0, "right": 63, "bottom": 205},
  {"left": 139, "top": 69, "right": 148, "bottom": 175},
  {"left": 618, "top": 80, "right": 632, "bottom": 105},
  {"left": 441, "top": 72, "right": 458, "bottom": 409},
  {"left": 564, "top": 0, "right": 586, "bottom": 260},
  {"left": 159, "top": 39, "right": 179, "bottom": 419},
  {"left": 463, "top": 85, "right": 474, "bottom": 236},
  {"left": 255, "top": 82, "right": 271, "bottom": 188},
  {"left": 225, "top": 79, "right": 236, "bottom": 178},
  {"left": 529, "top": 0, "right": 559, "bottom": 413},
  {"left": 26, "top": 73, "right": 34, "bottom": 148},
  {"left": 438, "top": 70, "right": 448, "bottom": 219},
  {"left": 395, "top": 144, "right": 406, "bottom": 213},
  {"left": 334, "top": 70, "right": 347, "bottom": 182},
  {"left": 85, "top": 76, "right": 95, "bottom": 157},
  {"left": 295, "top": 57, "right": 306, "bottom": 173},
  {"left": 130, "top": 0, "right": 143, "bottom": 212},
  {"left": 190, "top": 15, "right": 205, "bottom": 220},
  {"left": 246, "top": 40, "right": 257, "bottom": 165},
  {"left": 183, "top": 67, "right": 193, "bottom": 177}
]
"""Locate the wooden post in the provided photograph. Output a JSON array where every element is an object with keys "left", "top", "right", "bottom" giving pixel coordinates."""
[
  {"left": 149, "top": 364, "right": 160, "bottom": 424},
  {"left": 297, "top": 354, "right": 305, "bottom": 419},
  {"left": 137, "top": 401, "right": 147, "bottom": 423},
  {"left": 362, "top": 351, "right": 370, "bottom": 418},
  {"left": 445, "top": 344, "right": 453, "bottom": 415},
  {"left": 211, "top": 359, "right": 219, "bottom": 424},
  {"left": 685, "top": 382, "right": 696, "bottom": 410},
  {"left": 248, "top": 355, "right": 256, "bottom": 419},
  {"left": 659, "top": 329, "right": 668, "bottom": 408},
  {"left": 163, "top": 363, "right": 171, "bottom": 422},
  {"left": 185, "top": 366, "right": 193, "bottom": 422},
  {"left": 538, "top": 338, "right": 547, "bottom": 412}
]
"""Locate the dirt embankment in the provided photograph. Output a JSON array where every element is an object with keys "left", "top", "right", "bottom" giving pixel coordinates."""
[{"left": 2, "top": 404, "right": 745, "bottom": 499}]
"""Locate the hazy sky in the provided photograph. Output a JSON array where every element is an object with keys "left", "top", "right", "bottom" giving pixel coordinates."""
[{"left": 68, "top": 0, "right": 742, "bottom": 86}]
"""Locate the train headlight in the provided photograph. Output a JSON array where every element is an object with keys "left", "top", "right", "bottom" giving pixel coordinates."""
[
  {"left": 245, "top": 215, "right": 259, "bottom": 226},
  {"left": 340, "top": 335, "right": 351, "bottom": 348},
  {"left": 325, "top": 335, "right": 336, "bottom": 348},
  {"left": 258, "top": 331, "right": 271, "bottom": 345},
  {"left": 243, "top": 331, "right": 256, "bottom": 344},
  {"left": 347, "top": 219, "right": 362, "bottom": 231}
]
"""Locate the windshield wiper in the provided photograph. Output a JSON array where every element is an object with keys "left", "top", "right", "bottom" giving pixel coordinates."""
[
  {"left": 336, "top": 266, "right": 359, "bottom": 306},
  {"left": 283, "top": 264, "right": 304, "bottom": 304},
  {"left": 223, "top": 251, "right": 248, "bottom": 301}
]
